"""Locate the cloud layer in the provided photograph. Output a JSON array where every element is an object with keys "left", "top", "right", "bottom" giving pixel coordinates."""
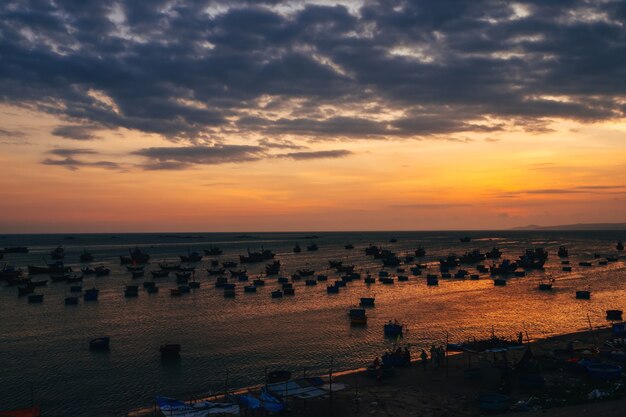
[{"left": 1, "top": 0, "right": 625, "bottom": 145}]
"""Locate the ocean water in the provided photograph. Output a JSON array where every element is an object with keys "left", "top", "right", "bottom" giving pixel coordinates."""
[{"left": 0, "top": 231, "right": 625, "bottom": 416}]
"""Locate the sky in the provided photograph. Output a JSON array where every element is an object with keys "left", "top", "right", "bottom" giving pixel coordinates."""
[{"left": 0, "top": 0, "right": 625, "bottom": 233}]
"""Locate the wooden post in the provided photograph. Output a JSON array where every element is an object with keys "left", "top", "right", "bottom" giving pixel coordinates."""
[
  {"left": 445, "top": 332, "right": 449, "bottom": 377},
  {"left": 354, "top": 371, "right": 360, "bottom": 413},
  {"left": 329, "top": 357, "right": 334, "bottom": 417}
]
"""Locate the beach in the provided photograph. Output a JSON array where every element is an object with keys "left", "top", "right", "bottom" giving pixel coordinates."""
[{"left": 130, "top": 326, "right": 626, "bottom": 417}]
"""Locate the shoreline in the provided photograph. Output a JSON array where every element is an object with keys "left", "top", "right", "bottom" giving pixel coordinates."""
[{"left": 126, "top": 323, "right": 618, "bottom": 417}]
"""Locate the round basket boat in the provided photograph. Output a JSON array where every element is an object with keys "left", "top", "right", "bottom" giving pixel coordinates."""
[{"left": 587, "top": 363, "right": 622, "bottom": 380}]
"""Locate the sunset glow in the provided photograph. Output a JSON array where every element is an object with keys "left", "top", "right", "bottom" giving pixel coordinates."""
[{"left": 1, "top": 1, "right": 625, "bottom": 232}]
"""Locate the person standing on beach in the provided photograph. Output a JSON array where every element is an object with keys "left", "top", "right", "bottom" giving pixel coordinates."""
[
  {"left": 420, "top": 349, "right": 428, "bottom": 370},
  {"left": 429, "top": 345, "right": 437, "bottom": 369}
]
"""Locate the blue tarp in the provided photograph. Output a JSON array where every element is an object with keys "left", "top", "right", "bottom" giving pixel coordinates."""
[{"left": 156, "top": 396, "right": 239, "bottom": 416}]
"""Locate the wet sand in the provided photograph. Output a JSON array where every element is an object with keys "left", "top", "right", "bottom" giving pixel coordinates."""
[{"left": 128, "top": 324, "right": 625, "bottom": 417}]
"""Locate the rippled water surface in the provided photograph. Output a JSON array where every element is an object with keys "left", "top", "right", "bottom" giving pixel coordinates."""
[{"left": 0, "top": 231, "right": 625, "bottom": 416}]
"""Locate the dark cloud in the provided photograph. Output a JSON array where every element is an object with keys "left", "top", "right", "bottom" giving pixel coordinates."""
[
  {"left": 276, "top": 149, "right": 352, "bottom": 159},
  {"left": 42, "top": 148, "right": 119, "bottom": 170},
  {"left": 51, "top": 125, "right": 99, "bottom": 140},
  {"left": 133, "top": 144, "right": 266, "bottom": 169},
  {"left": 133, "top": 144, "right": 353, "bottom": 169},
  {"left": 1, "top": 0, "right": 624, "bottom": 143},
  {"left": 0, "top": 128, "right": 26, "bottom": 138}
]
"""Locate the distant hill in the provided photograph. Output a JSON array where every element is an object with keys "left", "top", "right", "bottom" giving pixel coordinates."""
[{"left": 512, "top": 223, "right": 626, "bottom": 231}]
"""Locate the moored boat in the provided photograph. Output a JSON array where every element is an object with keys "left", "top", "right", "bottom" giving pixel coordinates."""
[
  {"left": 160, "top": 344, "right": 181, "bottom": 358},
  {"left": 89, "top": 336, "right": 110, "bottom": 350},
  {"left": 349, "top": 308, "right": 367, "bottom": 325}
]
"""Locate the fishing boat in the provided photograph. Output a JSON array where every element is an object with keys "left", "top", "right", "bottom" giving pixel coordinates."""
[
  {"left": 70, "top": 285, "right": 82, "bottom": 292},
  {"left": 265, "top": 261, "right": 281, "bottom": 275},
  {"left": 207, "top": 268, "right": 225, "bottom": 276},
  {"left": 316, "top": 274, "right": 328, "bottom": 281},
  {"left": 517, "top": 248, "right": 548, "bottom": 269},
  {"left": 439, "top": 254, "right": 460, "bottom": 268},
  {"left": 66, "top": 274, "right": 83, "bottom": 283},
  {"left": 30, "top": 279, "right": 48, "bottom": 287},
  {"left": 3, "top": 246, "right": 29, "bottom": 253},
  {"left": 384, "top": 321, "right": 403, "bottom": 337},
  {"left": 493, "top": 278, "right": 507, "bottom": 286},
  {"left": 576, "top": 290, "right": 591, "bottom": 299},
  {"left": 349, "top": 308, "right": 367, "bottom": 325},
  {"left": 562, "top": 266, "right": 572, "bottom": 272},
  {"left": 81, "top": 267, "right": 96, "bottom": 275},
  {"left": 485, "top": 247, "right": 502, "bottom": 259},
  {"left": 239, "top": 247, "right": 275, "bottom": 263},
  {"left": 124, "top": 285, "right": 139, "bottom": 297},
  {"left": 151, "top": 270, "right": 169, "bottom": 278},
  {"left": 64, "top": 296, "right": 79, "bottom": 305},
  {"left": 427, "top": 276, "right": 439, "bottom": 285},
  {"left": 305, "top": 279, "right": 317, "bottom": 286},
  {"left": 222, "top": 261, "right": 237, "bottom": 268},
  {"left": 296, "top": 268, "right": 314, "bottom": 276},
  {"left": 364, "top": 275, "right": 376, "bottom": 284},
  {"left": 50, "top": 246, "right": 64, "bottom": 259},
  {"left": 146, "top": 285, "right": 159, "bottom": 293},
  {"left": 244, "top": 285, "right": 257, "bottom": 293},
  {"left": 119, "top": 247, "right": 150, "bottom": 264},
  {"left": 557, "top": 246, "right": 569, "bottom": 258},
  {"left": 83, "top": 287, "right": 99, "bottom": 301},
  {"left": 50, "top": 273, "right": 70, "bottom": 282},
  {"left": 17, "top": 284, "right": 35, "bottom": 296},
  {"left": 27, "top": 294, "right": 43, "bottom": 303},
  {"left": 271, "top": 290, "right": 283, "bottom": 298},
  {"left": 284, "top": 287, "right": 295, "bottom": 295},
  {"left": 170, "top": 288, "right": 181, "bottom": 297},
  {"left": 126, "top": 264, "right": 145, "bottom": 272},
  {"left": 28, "top": 262, "right": 71, "bottom": 274},
  {"left": 180, "top": 250, "right": 202, "bottom": 262},
  {"left": 459, "top": 250, "right": 486, "bottom": 264},
  {"left": 131, "top": 270, "right": 145, "bottom": 278},
  {"left": 327, "top": 285, "right": 339, "bottom": 294},
  {"left": 89, "top": 336, "right": 110, "bottom": 351},
  {"left": 617, "top": 241, "right": 624, "bottom": 251},
  {"left": 204, "top": 245, "right": 223, "bottom": 256},
  {"left": 360, "top": 297, "right": 375, "bottom": 307},
  {"left": 329, "top": 260, "right": 343, "bottom": 269},
  {"left": 306, "top": 243, "right": 319, "bottom": 251},
  {"left": 538, "top": 278, "right": 554, "bottom": 291},
  {"left": 344, "top": 243, "right": 354, "bottom": 249},
  {"left": 460, "top": 236, "right": 471, "bottom": 243},
  {"left": 293, "top": 244, "right": 302, "bottom": 253},
  {"left": 414, "top": 245, "right": 426, "bottom": 257},
  {"left": 606, "top": 310, "right": 623, "bottom": 321},
  {"left": 382, "top": 255, "right": 401, "bottom": 267},
  {"left": 579, "top": 261, "right": 593, "bottom": 267},
  {"left": 158, "top": 262, "right": 180, "bottom": 270},
  {"left": 489, "top": 259, "right": 517, "bottom": 275},
  {"left": 95, "top": 266, "right": 110, "bottom": 276},
  {"left": 80, "top": 250, "right": 94, "bottom": 262},
  {"left": 160, "top": 344, "right": 181, "bottom": 358},
  {"left": 176, "top": 271, "right": 192, "bottom": 281}
]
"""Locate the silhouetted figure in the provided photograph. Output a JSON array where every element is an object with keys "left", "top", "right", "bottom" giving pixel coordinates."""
[{"left": 420, "top": 349, "right": 428, "bottom": 370}]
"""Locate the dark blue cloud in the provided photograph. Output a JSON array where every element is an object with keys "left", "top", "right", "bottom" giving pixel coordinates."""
[{"left": 0, "top": 0, "right": 624, "bottom": 143}]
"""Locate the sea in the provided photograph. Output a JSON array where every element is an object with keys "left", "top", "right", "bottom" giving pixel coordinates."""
[{"left": 0, "top": 231, "right": 625, "bottom": 416}]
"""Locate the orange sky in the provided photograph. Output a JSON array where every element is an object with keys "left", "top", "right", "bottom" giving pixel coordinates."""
[
  {"left": 1, "top": 104, "right": 625, "bottom": 233},
  {"left": 1, "top": 1, "right": 625, "bottom": 232}
]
